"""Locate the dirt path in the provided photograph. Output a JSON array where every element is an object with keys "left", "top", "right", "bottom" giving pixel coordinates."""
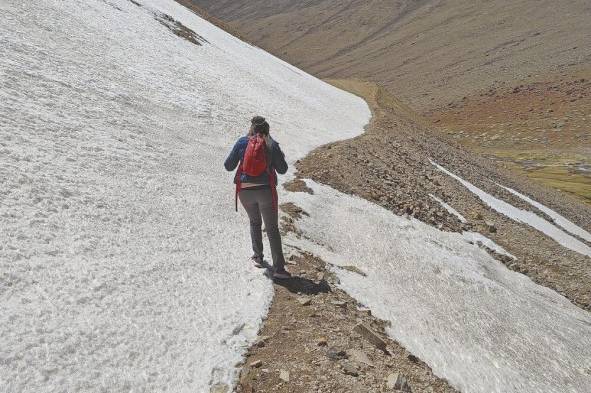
[
  {"left": 235, "top": 248, "right": 457, "bottom": 393},
  {"left": 295, "top": 79, "right": 591, "bottom": 312}
]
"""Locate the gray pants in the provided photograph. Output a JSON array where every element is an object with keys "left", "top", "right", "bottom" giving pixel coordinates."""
[{"left": 239, "top": 187, "right": 285, "bottom": 270}]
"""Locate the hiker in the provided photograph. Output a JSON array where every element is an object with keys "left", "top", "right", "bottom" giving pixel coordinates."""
[{"left": 224, "top": 116, "right": 291, "bottom": 279}]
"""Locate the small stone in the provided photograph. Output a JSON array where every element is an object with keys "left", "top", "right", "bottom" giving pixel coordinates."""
[
  {"left": 317, "top": 337, "right": 328, "bottom": 346},
  {"left": 250, "top": 360, "right": 263, "bottom": 368},
  {"left": 358, "top": 307, "right": 372, "bottom": 316},
  {"left": 386, "top": 372, "right": 412, "bottom": 392},
  {"left": 341, "top": 362, "right": 359, "bottom": 377},
  {"left": 298, "top": 297, "right": 312, "bottom": 306},
  {"left": 407, "top": 354, "right": 420, "bottom": 363},
  {"left": 279, "top": 369, "right": 290, "bottom": 382},
  {"left": 348, "top": 349, "right": 375, "bottom": 367},
  {"left": 210, "top": 383, "right": 229, "bottom": 393},
  {"left": 484, "top": 220, "right": 497, "bottom": 233},
  {"left": 327, "top": 347, "right": 348, "bottom": 360},
  {"left": 341, "top": 265, "right": 367, "bottom": 277},
  {"left": 331, "top": 300, "right": 347, "bottom": 308},
  {"left": 254, "top": 336, "right": 270, "bottom": 347},
  {"left": 353, "top": 323, "right": 388, "bottom": 352}
]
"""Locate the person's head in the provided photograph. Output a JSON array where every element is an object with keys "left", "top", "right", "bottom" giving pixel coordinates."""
[{"left": 249, "top": 115, "right": 270, "bottom": 136}]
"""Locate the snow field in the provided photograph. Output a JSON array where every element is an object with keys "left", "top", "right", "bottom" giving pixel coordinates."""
[
  {"left": 284, "top": 180, "right": 591, "bottom": 393},
  {"left": 0, "top": 0, "right": 369, "bottom": 391}
]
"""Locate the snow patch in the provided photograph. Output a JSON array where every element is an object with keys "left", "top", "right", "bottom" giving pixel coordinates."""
[
  {"left": 499, "top": 185, "right": 591, "bottom": 243},
  {"left": 429, "top": 194, "right": 467, "bottom": 222},
  {"left": 431, "top": 161, "right": 591, "bottom": 257}
]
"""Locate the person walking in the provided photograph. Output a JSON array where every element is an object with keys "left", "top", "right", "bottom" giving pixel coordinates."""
[{"left": 224, "top": 116, "right": 291, "bottom": 279}]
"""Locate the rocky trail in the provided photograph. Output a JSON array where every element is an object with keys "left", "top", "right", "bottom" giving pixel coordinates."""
[{"left": 234, "top": 250, "right": 457, "bottom": 393}]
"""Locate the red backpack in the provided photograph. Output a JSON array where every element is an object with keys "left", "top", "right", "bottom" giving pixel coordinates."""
[
  {"left": 235, "top": 134, "right": 277, "bottom": 211},
  {"left": 242, "top": 134, "right": 268, "bottom": 176}
]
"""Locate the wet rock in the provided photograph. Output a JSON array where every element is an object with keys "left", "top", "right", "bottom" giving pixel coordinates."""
[
  {"left": 386, "top": 372, "right": 412, "bottom": 392},
  {"left": 353, "top": 323, "right": 388, "bottom": 352}
]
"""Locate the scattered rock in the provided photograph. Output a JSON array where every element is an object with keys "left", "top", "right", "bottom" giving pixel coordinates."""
[
  {"left": 250, "top": 360, "right": 263, "bottom": 368},
  {"left": 353, "top": 323, "right": 388, "bottom": 352},
  {"left": 210, "top": 383, "right": 229, "bottom": 393},
  {"left": 254, "top": 336, "right": 270, "bottom": 348},
  {"left": 280, "top": 202, "right": 309, "bottom": 220},
  {"left": 484, "top": 220, "right": 497, "bottom": 233},
  {"left": 326, "top": 347, "right": 348, "bottom": 361},
  {"left": 331, "top": 300, "right": 347, "bottom": 308},
  {"left": 348, "top": 349, "right": 375, "bottom": 367},
  {"left": 317, "top": 337, "right": 328, "bottom": 346},
  {"left": 358, "top": 307, "right": 372, "bottom": 316},
  {"left": 341, "top": 265, "right": 368, "bottom": 277},
  {"left": 341, "top": 362, "right": 360, "bottom": 377},
  {"left": 279, "top": 369, "right": 290, "bottom": 382},
  {"left": 386, "top": 372, "right": 412, "bottom": 392},
  {"left": 283, "top": 178, "right": 314, "bottom": 194}
]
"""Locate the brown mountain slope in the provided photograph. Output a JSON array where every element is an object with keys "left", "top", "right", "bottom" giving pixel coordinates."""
[
  {"left": 192, "top": 0, "right": 590, "bottom": 110},
  {"left": 192, "top": 0, "right": 591, "bottom": 203}
]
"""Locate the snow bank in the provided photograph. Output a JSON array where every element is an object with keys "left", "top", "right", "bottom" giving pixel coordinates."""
[
  {"left": 431, "top": 161, "right": 591, "bottom": 257},
  {"left": 429, "top": 194, "right": 467, "bottom": 223},
  {"left": 0, "top": 0, "right": 369, "bottom": 391},
  {"left": 285, "top": 180, "right": 591, "bottom": 393},
  {"left": 499, "top": 185, "right": 591, "bottom": 243}
]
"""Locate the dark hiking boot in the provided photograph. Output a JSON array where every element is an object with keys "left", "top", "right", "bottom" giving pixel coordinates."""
[
  {"left": 251, "top": 255, "right": 265, "bottom": 268},
  {"left": 272, "top": 268, "right": 292, "bottom": 279}
]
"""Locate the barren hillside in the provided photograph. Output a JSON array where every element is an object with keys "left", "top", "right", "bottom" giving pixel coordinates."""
[{"left": 192, "top": 0, "right": 591, "bottom": 202}]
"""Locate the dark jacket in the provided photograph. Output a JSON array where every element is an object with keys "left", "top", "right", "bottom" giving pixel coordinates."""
[{"left": 224, "top": 135, "right": 288, "bottom": 186}]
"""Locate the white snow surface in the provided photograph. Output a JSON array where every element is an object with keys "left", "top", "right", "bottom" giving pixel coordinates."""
[
  {"left": 431, "top": 161, "right": 591, "bottom": 257},
  {"left": 285, "top": 180, "right": 591, "bottom": 393},
  {"left": 461, "top": 232, "right": 516, "bottom": 259},
  {"left": 429, "top": 194, "right": 467, "bottom": 223},
  {"left": 0, "top": 0, "right": 369, "bottom": 391},
  {"left": 499, "top": 185, "right": 591, "bottom": 243}
]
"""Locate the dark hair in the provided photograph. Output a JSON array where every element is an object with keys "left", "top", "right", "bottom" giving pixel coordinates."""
[{"left": 251, "top": 115, "right": 270, "bottom": 135}]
